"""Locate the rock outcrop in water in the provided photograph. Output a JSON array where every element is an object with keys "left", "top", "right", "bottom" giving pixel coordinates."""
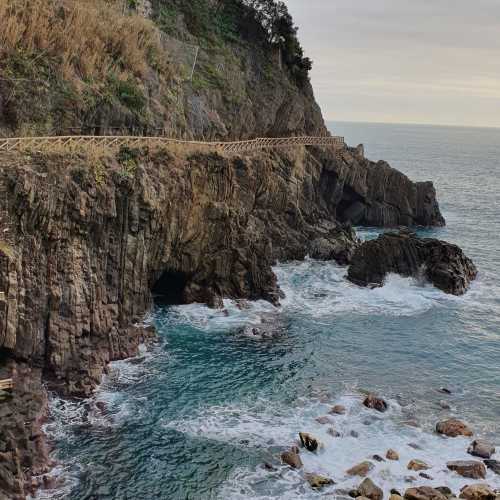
[{"left": 347, "top": 230, "right": 477, "bottom": 295}]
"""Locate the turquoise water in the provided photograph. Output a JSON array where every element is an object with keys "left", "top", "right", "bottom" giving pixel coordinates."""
[{"left": 40, "top": 123, "right": 500, "bottom": 499}]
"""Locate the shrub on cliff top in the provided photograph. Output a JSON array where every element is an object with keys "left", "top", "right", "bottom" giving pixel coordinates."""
[{"left": 0, "top": 0, "right": 169, "bottom": 84}]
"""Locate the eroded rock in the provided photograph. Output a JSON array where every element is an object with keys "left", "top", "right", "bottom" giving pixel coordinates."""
[
  {"left": 347, "top": 231, "right": 477, "bottom": 295},
  {"left": 330, "top": 405, "right": 347, "bottom": 415},
  {"left": 387, "top": 449, "right": 400, "bottom": 460}
]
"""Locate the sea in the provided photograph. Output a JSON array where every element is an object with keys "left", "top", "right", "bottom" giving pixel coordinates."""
[{"left": 36, "top": 122, "right": 500, "bottom": 499}]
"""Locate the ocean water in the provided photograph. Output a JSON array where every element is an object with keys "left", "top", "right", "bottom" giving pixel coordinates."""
[{"left": 38, "top": 123, "right": 500, "bottom": 499}]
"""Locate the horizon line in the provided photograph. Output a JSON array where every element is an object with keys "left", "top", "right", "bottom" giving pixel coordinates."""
[{"left": 326, "top": 119, "right": 500, "bottom": 131}]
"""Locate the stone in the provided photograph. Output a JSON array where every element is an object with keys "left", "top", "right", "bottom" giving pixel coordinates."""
[
  {"left": 405, "top": 477, "right": 418, "bottom": 483},
  {"left": 347, "top": 231, "right": 477, "bottom": 295},
  {"left": 387, "top": 449, "right": 400, "bottom": 460},
  {"left": 439, "top": 388, "right": 453, "bottom": 395},
  {"left": 304, "top": 473, "right": 335, "bottom": 489},
  {"left": 484, "top": 460, "right": 500, "bottom": 475},
  {"left": 460, "top": 484, "right": 496, "bottom": 500},
  {"left": 391, "top": 496, "right": 404, "bottom": 500},
  {"left": 351, "top": 430, "right": 360, "bottom": 438},
  {"left": 436, "top": 419, "right": 473, "bottom": 437},
  {"left": 281, "top": 450, "right": 303, "bottom": 469},
  {"left": 372, "top": 454, "right": 385, "bottom": 462},
  {"left": 363, "top": 394, "right": 388, "bottom": 412},
  {"left": 408, "top": 443, "right": 422, "bottom": 450},
  {"left": 468, "top": 440, "right": 495, "bottom": 459},
  {"left": 435, "top": 487, "right": 453, "bottom": 498},
  {"left": 357, "top": 478, "right": 383, "bottom": 500},
  {"left": 420, "top": 472, "right": 434, "bottom": 480},
  {"left": 330, "top": 405, "right": 347, "bottom": 415},
  {"left": 346, "top": 461, "right": 375, "bottom": 477},
  {"left": 439, "top": 401, "right": 451, "bottom": 410},
  {"left": 405, "top": 487, "right": 449, "bottom": 500},
  {"left": 408, "top": 459, "right": 431, "bottom": 471},
  {"left": 299, "top": 432, "right": 321, "bottom": 452},
  {"left": 446, "top": 460, "right": 486, "bottom": 479},
  {"left": 316, "top": 416, "right": 332, "bottom": 425},
  {"left": 327, "top": 427, "right": 341, "bottom": 437}
]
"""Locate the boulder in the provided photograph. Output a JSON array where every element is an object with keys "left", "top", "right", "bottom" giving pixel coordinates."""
[
  {"left": 484, "top": 459, "right": 500, "bottom": 475},
  {"left": 459, "top": 484, "right": 496, "bottom": 500},
  {"left": 316, "top": 416, "right": 332, "bottom": 425},
  {"left": 299, "top": 432, "right": 321, "bottom": 452},
  {"left": 408, "top": 459, "right": 431, "bottom": 471},
  {"left": 304, "top": 473, "right": 335, "bottom": 489},
  {"left": 281, "top": 450, "right": 303, "bottom": 469},
  {"left": 436, "top": 419, "right": 473, "bottom": 437},
  {"left": 347, "top": 231, "right": 477, "bottom": 295},
  {"left": 420, "top": 472, "right": 434, "bottom": 480},
  {"left": 468, "top": 440, "right": 495, "bottom": 459},
  {"left": 405, "top": 486, "right": 449, "bottom": 500},
  {"left": 346, "top": 461, "right": 375, "bottom": 477},
  {"left": 387, "top": 449, "right": 400, "bottom": 461},
  {"left": 363, "top": 394, "right": 388, "bottom": 413},
  {"left": 357, "top": 478, "right": 383, "bottom": 500},
  {"left": 435, "top": 487, "right": 453, "bottom": 498},
  {"left": 446, "top": 460, "right": 486, "bottom": 479},
  {"left": 330, "top": 405, "right": 347, "bottom": 415}
]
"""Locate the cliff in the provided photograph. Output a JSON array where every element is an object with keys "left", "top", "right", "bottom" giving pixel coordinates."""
[{"left": 0, "top": 0, "right": 445, "bottom": 497}]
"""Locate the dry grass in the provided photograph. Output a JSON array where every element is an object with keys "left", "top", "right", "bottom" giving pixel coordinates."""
[{"left": 0, "top": 0, "right": 169, "bottom": 83}]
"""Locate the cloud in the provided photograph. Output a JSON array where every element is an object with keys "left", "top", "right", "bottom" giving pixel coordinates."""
[{"left": 283, "top": 0, "right": 500, "bottom": 127}]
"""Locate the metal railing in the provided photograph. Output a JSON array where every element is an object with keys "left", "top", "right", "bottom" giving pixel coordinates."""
[{"left": 0, "top": 135, "right": 345, "bottom": 154}]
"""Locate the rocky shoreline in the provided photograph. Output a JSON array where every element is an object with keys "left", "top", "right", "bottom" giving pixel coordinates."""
[
  {"left": 0, "top": 143, "right": 473, "bottom": 498},
  {"left": 276, "top": 393, "right": 498, "bottom": 499}
]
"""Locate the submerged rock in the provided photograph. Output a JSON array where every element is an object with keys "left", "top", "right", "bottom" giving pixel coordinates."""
[
  {"left": 316, "top": 416, "right": 332, "bottom": 425},
  {"left": 468, "top": 440, "right": 496, "bottom": 459},
  {"left": 447, "top": 460, "right": 486, "bottom": 479},
  {"left": 330, "top": 405, "right": 347, "bottom": 415},
  {"left": 363, "top": 394, "right": 388, "bottom": 412},
  {"left": 436, "top": 419, "right": 473, "bottom": 437},
  {"left": 347, "top": 230, "right": 477, "bottom": 295},
  {"left": 327, "top": 427, "right": 341, "bottom": 437}
]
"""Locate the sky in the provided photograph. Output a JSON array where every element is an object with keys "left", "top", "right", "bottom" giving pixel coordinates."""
[{"left": 283, "top": 0, "right": 500, "bottom": 128}]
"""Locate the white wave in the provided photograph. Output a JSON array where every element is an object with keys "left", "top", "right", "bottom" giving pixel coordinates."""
[{"left": 163, "top": 392, "right": 500, "bottom": 499}]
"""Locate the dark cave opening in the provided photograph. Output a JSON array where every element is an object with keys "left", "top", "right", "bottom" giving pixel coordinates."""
[{"left": 152, "top": 270, "right": 189, "bottom": 305}]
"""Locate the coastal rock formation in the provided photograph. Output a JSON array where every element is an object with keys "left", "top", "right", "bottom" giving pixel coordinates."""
[
  {"left": 459, "top": 484, "right": 496, "bottom": 500},
  {"left": 357, "top": 478, "right": 383, "bottom": 500},
  {"left": 281, "top": 449, "right": 303, "bottom": 469},
  {"left": 317, "top": 146, "right": 445, "bottom": 227},
  {"left": 346, "top": 461, "right": 375, "bottom": 477},
  {"left": 348, "top": 231, "right": 477, "bottom": 295}
]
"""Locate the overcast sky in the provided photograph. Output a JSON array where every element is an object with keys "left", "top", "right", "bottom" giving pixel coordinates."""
[{"left": 284, "top": 0, "right": 500, "bottom": 128}]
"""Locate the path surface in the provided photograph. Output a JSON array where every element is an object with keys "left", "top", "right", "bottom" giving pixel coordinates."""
[{"left": 0, "top": 135, "right": 345, "bottom": 153}]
